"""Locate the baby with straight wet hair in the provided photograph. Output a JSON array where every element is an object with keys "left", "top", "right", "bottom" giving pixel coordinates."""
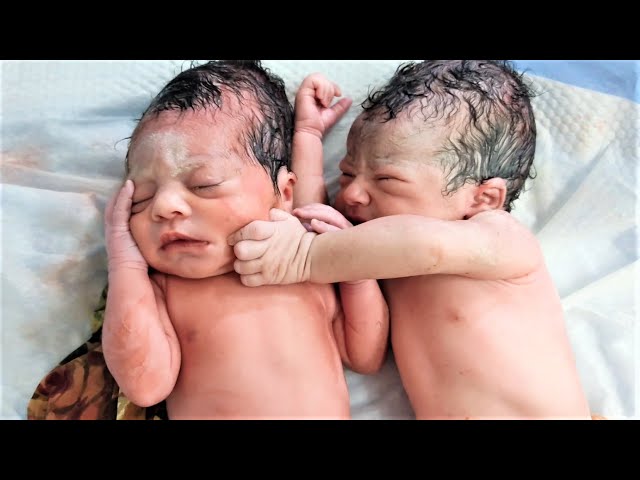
[{"left": 102, "top": 60, "right": 388, "bottom": 419}]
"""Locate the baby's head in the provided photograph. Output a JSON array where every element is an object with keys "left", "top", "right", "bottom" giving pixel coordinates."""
[
  {"left": 124, "top": 60, "right": 296, "bottom": 278},
  {"left": 335, "top": 60, "right": 536, "bottom": 223},
  {"left": 128, "top": 60, "right": 294, "bottom": 193}
]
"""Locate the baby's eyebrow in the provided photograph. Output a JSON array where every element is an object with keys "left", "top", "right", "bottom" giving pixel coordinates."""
[
  {"left": 368, "top": 156, "right": 396, "bottom": 168},
  {"left": 365, "top": 153, "right": 413, "bottom": 170},
  {"left": 125, "top": 162, "right": 152, "bottom": 180},
  {"left": 169, "top": 161, "right": 209, "bottom": 177}
]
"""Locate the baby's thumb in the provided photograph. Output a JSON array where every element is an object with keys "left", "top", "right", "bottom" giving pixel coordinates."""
[{"left": 269, "top": 208, "right": 291, "bottom": 222}]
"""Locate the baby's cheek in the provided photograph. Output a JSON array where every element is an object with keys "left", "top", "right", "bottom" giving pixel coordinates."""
[
  {"left": 129, "top": 219, "right": 151, "bottom": 256},
  {"left": 333, "top": 192, "right": 347, "bottom": 215},
  {"left": 129, "top": 218, "right": 143, "bottom": 245},
  {"left": 219, "top": 199, "right": 268, "bottom": 235}
]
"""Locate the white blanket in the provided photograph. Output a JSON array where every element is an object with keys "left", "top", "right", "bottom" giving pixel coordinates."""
[{"left": 1, "top": 60, "right": 637, "bottom": 419}]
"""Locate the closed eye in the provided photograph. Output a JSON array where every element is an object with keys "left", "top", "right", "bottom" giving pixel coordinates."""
[
  {"left": 131, "top": 198, "right": 152, "bottom": 214},
  {"left": 376, "top": 171, "right": 406, "bottom": 182},
  {"left": 192, "top": 184, "right": 221, "bottom": 192}
]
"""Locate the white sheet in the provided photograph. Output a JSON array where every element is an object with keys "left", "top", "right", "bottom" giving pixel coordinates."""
[{"left": 1, "top": 60, "right": 637, "bottom": 419}]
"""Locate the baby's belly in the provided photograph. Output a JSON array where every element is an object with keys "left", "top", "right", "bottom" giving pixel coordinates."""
[
  {"left": 165, "top": 282, "right": 349, "bottom": 419},
  {"left": 384, "top": 275, "right": 589, "bottom": 419}
]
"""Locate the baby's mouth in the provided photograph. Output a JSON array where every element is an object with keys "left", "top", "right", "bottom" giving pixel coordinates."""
[{"left": 160, "top": 231, "right": 208, "bottom": 250}]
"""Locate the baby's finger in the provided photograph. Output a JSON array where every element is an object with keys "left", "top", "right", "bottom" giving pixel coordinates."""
[
  {"left": 111, "top": 180, "right": 134, "bottom": 226},
  {"left": 228, "top": 220, "right": 275, "bottom": 246},
  {"left": 239, "top": 273, "right": 266, "bottom": 288},
  {"left": 233, "top": 239, "right": 269, "bottom": 261},
  {"left": 294, "top": 205, "right": 352, "bottom": 229},
  {"left": 308, "top": 74, "right": 331, "bottom": 107},
  {"left": 310, "top": 219, "right": 341, "bottom": 234},
  {"left": 332, "top": 82, "right": 342, "bottom": 98},
  {"left": 316, "top": 84, "right": 333, "bottom": 108},
  {"left": 233, "top": 258, "right": 263, "bottom": 276},
  {"left": 104, "top": 189, "right": 118, "bottom": 226},
  {"left": 331, "top": 97, "right": 352, "bottom": 118},
  {"left": 293, "top": 203, "right": 335, "bottom": 217},
  {"left": 315, "top": 78, "right": 335, "bottom": 107},
  {"left": 322, "top": 97, "right": 353, "bottom": 130}
]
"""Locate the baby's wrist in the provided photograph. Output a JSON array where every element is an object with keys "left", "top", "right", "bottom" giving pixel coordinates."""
[
  {"left": 108, "top": 259, "right": 148, "bottom": 273},
  {"left": 294, "top": 125, "right": 324, "bottom": 141},
  {"left": 299, "top": 231, "right": 318, "bottom": 283}
]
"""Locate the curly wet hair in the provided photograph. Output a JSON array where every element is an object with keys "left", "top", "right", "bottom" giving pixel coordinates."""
[{"left": 361, "top": 60, "right": 537, "bottom": 212}]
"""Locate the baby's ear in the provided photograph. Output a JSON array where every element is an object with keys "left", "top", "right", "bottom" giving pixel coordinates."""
[
  {"left": 274, "top": 167, "right": 297, "bottom": 212},
  {"left": 465, "top": 178, "right": 507, "bottom": 217}
]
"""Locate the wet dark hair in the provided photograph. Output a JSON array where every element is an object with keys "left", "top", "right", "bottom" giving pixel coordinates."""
[
  {"left": 361, "top": 60, "right": 537, "bottom": 212},
  {"left": 126, "top": 60, "right": 293, "bottom": 193}
]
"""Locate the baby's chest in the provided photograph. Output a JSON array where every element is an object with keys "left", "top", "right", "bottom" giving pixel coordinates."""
[
  {"left": 165, "top": 277, "right": 332, "bottom": 333},
  {"left": 384, "top": 275, "right": 515, "bottom": 322}
]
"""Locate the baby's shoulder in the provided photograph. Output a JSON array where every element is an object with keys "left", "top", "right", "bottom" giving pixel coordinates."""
[
  {"left": 471, "top": 210, "right": 539, "bottom": 244},
  {"left": 471, "top": 209, "right": 523, "bottom": 226}
]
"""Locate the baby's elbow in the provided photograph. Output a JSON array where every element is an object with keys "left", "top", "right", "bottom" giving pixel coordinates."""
[
  {"left": 348, "top": 348, "right": 388, "bottom": 375},
  {"left": 340, "top": 305, "right": 390, "bottom": 374},
  {"left": 115, "top": 367, "right": 175, "bottom": 408},
  {"left": 120, "top": 382, "right": 172, "bottom": 408},
  {"left": 350, "top": 358, "right": 385, "bottom": 375},
  {"left": 354, "top": 363, "right": 382, "bottom": 376}
]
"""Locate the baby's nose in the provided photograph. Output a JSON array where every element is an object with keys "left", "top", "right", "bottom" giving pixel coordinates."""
[
  {"left": 341, "top": 180, "right": 370, "bottom": 206},
  {"left": 151, "top": 187, "right": 192, "bottom": 221}
]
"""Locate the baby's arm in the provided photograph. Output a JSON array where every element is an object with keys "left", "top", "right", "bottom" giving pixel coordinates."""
[
  {"left": 291, "top": 76, "right": 387, "bottom": 372},
  {"left": 102, "top": 180, "right": 181, "bottom": 407},
  {"left": 292, "top": 73, "right": 352, "bottom": 208},
  {"left": 334, "top": 281, "right": 389, "bottom": 374},
  {"left": 297, "top": 204, "right": 389, "bottom": 374},
  {"left": 230, "top": 209, "right": 543, "bottom": 286},
  {"left": 308, "top": 210, "right": 544, "bottom": 282}
]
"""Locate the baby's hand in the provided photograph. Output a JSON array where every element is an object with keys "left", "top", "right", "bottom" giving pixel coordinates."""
[
  {"left": 293, "top": 203, "right": 353, "bottom": 233},
  {"left": 228, "top": 209, "right": 316, "bottom": 287},
  {"left": 295, "top": 73, "right": 353, "bottom": 139},
  {"left": 104, "top": 179, "right": 148, "bottom": 271}
]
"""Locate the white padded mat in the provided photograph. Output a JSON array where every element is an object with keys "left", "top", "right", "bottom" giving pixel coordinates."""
[{"left": 1, "top": 60, "right": 638, "bottom": 419}]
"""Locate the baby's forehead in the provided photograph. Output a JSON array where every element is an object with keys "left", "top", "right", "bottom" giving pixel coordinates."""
[
  {"left": 132, "top": 90, "right": 262, "bottom": 140},
  {"left": 127, "top": 113, "right": 256, "bottom": 174},
  {"left": 348, "top": 113, "right": 451, "bottom": 156}
]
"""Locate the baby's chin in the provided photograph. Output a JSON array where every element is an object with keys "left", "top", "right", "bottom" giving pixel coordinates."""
[{"left": 151, "top": 258, "right": 235, "bottom": 279}]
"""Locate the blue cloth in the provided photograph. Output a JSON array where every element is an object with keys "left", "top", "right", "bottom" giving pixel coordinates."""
[{"left": 513, "top": 60, "right": 639, "bottom": 104}]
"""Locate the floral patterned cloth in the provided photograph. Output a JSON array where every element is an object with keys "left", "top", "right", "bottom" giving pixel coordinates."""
[{"left": 27, "top": 286, "right": 168, "bottom": 420}]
